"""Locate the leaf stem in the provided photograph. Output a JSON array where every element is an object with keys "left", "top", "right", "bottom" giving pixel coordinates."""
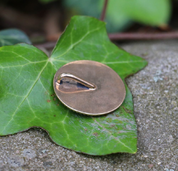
[
  {"left": 100, "top": 0, "right": 109, "bottom": 21},
  {"left": 35, "top": 31, "right": 178, "bottom": 49},
  {"left": 108, "top": 32, "right": 178, "bottom": 40}
]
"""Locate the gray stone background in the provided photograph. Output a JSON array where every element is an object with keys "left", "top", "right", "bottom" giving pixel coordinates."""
[{"left": 0, "top": 40, "right": 177, "bottom": 171}]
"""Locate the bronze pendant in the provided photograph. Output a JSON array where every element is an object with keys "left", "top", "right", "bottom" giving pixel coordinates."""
[{"left": 53, "top": 60, "right": 126, "bottom": 116}]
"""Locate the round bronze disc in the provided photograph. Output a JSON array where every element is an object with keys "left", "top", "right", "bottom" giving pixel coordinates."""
[{"left": 53, "top": 60, "right": 126, "bottom": 116}]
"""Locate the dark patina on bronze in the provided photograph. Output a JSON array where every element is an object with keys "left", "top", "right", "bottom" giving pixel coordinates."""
[{"left": 53, "top": 60, "right": 126, "bottom": 116}]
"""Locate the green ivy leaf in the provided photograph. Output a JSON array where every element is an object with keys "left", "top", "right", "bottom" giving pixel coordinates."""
[
  {"left": 64, "top": 0, "right": 171, "bottom": 32},
  {"left": 108, "top": 0, "right": 171, "bottom": 26},
  {"left": 0, "top": 16, "right": 147, "bottom": 155},
  {"left": 0, "top": 29, "right": 31, "bottom": 47}
]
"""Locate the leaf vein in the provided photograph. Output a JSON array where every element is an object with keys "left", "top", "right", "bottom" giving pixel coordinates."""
[
  {"left": 0, "top": 61, "right": 49, "bottom": 134},
  {"left": 52, "top": 26, "right": 103, "bottom": 59},
  {"left": 92, "top": 118, "right": 134, "bottom": 153}
]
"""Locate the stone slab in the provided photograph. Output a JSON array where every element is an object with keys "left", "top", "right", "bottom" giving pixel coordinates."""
[{"left": 0, "top": 40, "right": 177, "bottom": 171}]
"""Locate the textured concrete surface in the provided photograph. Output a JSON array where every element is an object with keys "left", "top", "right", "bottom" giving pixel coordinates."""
[{"left": 0, "top": 40, "right": 178, "bottom": 171}]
